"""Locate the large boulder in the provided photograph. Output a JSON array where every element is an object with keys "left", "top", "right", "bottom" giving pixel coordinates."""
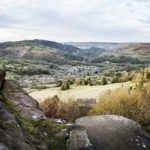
[
  {"left": 2, "top": 80, "right": 44, "bottom": 120},
  {"left": 0, "top": 69, "right": 6, "bottom": 89},
  {"left": 68, "top": 115, "right": 150, "bottom": 150}
]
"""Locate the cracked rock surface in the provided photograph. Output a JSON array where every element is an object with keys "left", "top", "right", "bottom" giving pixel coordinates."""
[
  {"left": 74, "top": 115, "right": 150, "bottom": 150},
  {"left": 2, "top": 80, "right": 44, "bottom": 120}
]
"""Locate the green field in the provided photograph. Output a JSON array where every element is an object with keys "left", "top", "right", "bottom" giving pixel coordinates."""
[{"left": 26, "top": 82, "right": 134, "bottom": 103}]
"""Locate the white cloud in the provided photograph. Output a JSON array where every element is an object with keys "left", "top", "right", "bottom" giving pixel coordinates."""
[{"left": 0, "top": 0, "right": 150, "bottom": 42}]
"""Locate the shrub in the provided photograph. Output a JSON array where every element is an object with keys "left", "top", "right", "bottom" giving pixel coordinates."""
[
  {"left": 61, "top": 81, "right": 70, "bottom": 91},
  {"left": 83, "top": 79, "right": 89, "bottom": 85},
  {"left": 101, "top": 77, "right": 107, "bottom": 85},
  {"left": 63, "top": 99, "right": 91, "bottom": 122},
  {"left": 89, "top": 82, "right": 150, "bottom": 132},
  {"left": 136, "top": 79, "right": 144, "bottom": 89},
  {"left": 133, "top": 67, "right": 150, "bottom": 83},
  {"left": 111, "top": 76, "right": 119, "bottom": 83},
  {"left": 145, "top": 67, "right": 150, "bottom": 80},
  {"left": 146, "top": 72, "right": 150, "bottom": 79},
  {"left": 40, "top": 96, "right": 91, "bottom": 122},
  {"left": 56, "top": 80, "right": 62, "bottom": 87},
  {"left": 40, "top": 95, "right": 65, "bottom": 118}
]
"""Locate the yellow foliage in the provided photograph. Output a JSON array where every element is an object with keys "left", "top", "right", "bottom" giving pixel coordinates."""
[{"left": 89, "top": 82, "right": 150, "bottom": 132}]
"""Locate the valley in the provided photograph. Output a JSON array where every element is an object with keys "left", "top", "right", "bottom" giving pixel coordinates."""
[
  {"left": 0, "top": 40, "right": 150, "bottom": 150},
  {"left": 0, "top": 40, "right": 150, "bottom": 93},
  {"left": 0, "top": 40, "right": 150, "bottom": 104},
  {"left": 1, "top": 0, "right": 150, "bottom": 149}
]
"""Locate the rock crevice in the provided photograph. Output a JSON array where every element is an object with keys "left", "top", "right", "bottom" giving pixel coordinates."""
[
  {"left": 0, "top": 69, "right": 6, "bottom": 89},
  {"left": 67, "top": 124, "right": 94, "bottom": 150}
]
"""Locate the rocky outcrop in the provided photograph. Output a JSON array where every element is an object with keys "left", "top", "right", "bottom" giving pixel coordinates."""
[
  {"left": 68, "top": 115, "right": 150, "bottom": 150},
  {"left": 0, "top": 101, "right": 35, "bottom": 150},
  {"left": 2, "top": 80, "right": 44, "bottom": 120},
  {"left": 0, "top": 70, "right": 66, "bottom": 150},
  {"left": 0, "top": 70, "right": 45, "bottom": 150},
  {"left": 0, "top": 70, "right": 44, "bottom": 149},
  {"left": 67, "top": 115, "right": 150, "bottom": 150}
]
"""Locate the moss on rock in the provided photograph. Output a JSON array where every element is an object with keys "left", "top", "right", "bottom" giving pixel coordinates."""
[{"left": 0, "top": 86, "right": 66, "bottom": 150}]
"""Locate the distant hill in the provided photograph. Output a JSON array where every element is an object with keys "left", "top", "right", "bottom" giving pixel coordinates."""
[
  {"left": 65, "top": 42, "right": 150, "bottom": 55},
  {"left": 0, "top": 39, "right": 80, "bottom": 52},
  {"left": 65, "top": 42, "right": 129, "bottom": 50},
  {"left": 0, "top": 39, "right": 84, "bottom": 63},
  {"left": 0, "top": 40, "right": 111, "bottom": 63},
  {"left": 124, "top": 43, "right": 150, "bottom": 55},
  {"left": 0, "top": 39, "right": 150, "bottom": 64}
]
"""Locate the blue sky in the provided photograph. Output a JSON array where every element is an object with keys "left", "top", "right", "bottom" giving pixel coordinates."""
[{"left": 0, "top": 0, "right": 150, "bottom": 42}]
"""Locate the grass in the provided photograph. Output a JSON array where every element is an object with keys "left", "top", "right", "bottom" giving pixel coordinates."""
[
  {"left": 0, "top": 121, "right": 17, "bottom": 129},
  {"left": 27, "top": 82, "right": 134, "bottom": 102}
]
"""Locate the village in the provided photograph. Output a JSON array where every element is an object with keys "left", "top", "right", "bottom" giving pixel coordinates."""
[{"left": 19, "top": 65, "right": 101, "bottom": 88}]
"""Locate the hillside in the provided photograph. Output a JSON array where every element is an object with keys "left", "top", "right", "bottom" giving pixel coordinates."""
[
  {"left": 65, "top": 42, "right": 128, "bottom": 50},
  {"left": 124, "top": 43, "right": 150, "bottom": 55},
  {"left": 65, "top": 42, "right": 150, "bottom": 55},
  {"left": 0, "top": 39, "right": 83, "bottom": 63},
  {"left": 0, "top": 39, "right": 150, "bottom": 89},
  {"left": 0, "top": 40, "right": 150, "bottom": 64}
]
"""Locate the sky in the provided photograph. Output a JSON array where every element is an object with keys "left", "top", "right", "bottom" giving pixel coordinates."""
[{"left": 0, "top": 0, "right": 150, "bottom": 42}]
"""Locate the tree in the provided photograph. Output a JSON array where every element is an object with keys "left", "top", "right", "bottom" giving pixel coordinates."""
[
  {"left": 101, "top": 77, "right": 107, "bottom": 85},
  {"left": 112, "top": 76, "right": 119, "bottom": 83},
  {"left": 61, "top": 80, "right": 70, "bottom": 90},
  {"left": 87, "top": 77, "right": 92, "bottom": 85},
  {"left": 83, "top": 79, "right": 88, "bottom": 85}
]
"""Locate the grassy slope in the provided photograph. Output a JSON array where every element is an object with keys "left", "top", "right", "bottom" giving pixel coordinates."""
[{"left": 26, "top": 82, "right": 134, "bottom": 103}]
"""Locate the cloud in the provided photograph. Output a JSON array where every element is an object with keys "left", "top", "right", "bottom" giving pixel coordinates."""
[
  {"left": 139, "top": 17, "right": 150, "bottom": 24},
  {"left": 130, "top": 0, "right": 150, "bottom": 3},
  {"left": 126, "top": 2, "right": 133, "bottom": 7},
  {"left": 0, "top": 0, "right": 150, "bottom": 42}
]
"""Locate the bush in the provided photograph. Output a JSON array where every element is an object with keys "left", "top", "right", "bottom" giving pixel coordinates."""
[
  {"left": 63, "top": 99, "right": 91, "bottom": 122},
  {"left": 40, "top": 96, "right": 91, "bottom": 122},
  {"left": 83, "top": 79, "right": 89, "bottom": 85},
  {"left": 61, "top": 81, "right": 70, "bottom": 91},
  {"left": 133, "top": 67, "right": 150, "bottom": 83},
  {"left": 145, "top": 67, "right": 150, "bottom": 80},
  {"left": 56, "top": 80, "right": 62, "bottom": 87},
  {"left": 40, "top": 95, "right": 65, "bottom": 118},
  {"left": 89, "top": 82, "right": 150, "bottom": 132},
  {"left": 111, "top": 76, "right": 119, "bottom": 83},
  {"left": 101, "top": 77, "right": 107, "bottom": 85}
]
